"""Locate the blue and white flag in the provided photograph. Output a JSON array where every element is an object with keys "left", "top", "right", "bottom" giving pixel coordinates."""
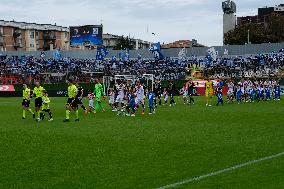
[
  {"left": 40, "top": 52, "right": 46, "bottom": 58},
  {"left": 207, "top": 47, "right": 218, "bottom": 61},
  {"left": 20, "top": 55, "right": 28, "bottom": 65},
  {"left": 224, "top": 49, "right": 229, "bottom": 56},
  {"left": 119, "top": 49, "right": 130, "bottom": 61},
  {"left": 63, "top": 57, "right": 71, "bottom": 64},
  {"left": 125, "top": 49, "right": 130, "bottom": 61},
  {"left": 178, "top": 47, "right": 187, "bottom": 60},
  {"left": 138, "top": 53, "right": 142, "bottom": 60},
  {"left": 205, "top": 55, "right": 212, "bottom": 66},
  {"left": 112, "top": 56, "right": 117, "bottom": 61},
  {"left": 149, "top": 42, "right": 164, "bottom": 60},
  {"left": 54, "top": 49, "right": 61, "bottom": 60},
  {"left": 96, "top": 47, "right": 109, "bottom": 60},
  {"left": 149, "top": 42, "right": 161, "bottom": 52}
]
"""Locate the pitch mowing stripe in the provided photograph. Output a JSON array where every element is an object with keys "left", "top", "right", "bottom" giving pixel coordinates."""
[{"left": 157, "top": 151, "right": 284, "bottom": 189}]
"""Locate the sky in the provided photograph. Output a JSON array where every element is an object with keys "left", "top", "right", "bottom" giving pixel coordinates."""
[{"left": 0, "top": 0, "right": 283, "bottom": 46}]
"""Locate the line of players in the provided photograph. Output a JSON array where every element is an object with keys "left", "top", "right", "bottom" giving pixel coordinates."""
[
  {"left": 103, "top": 79, "right": 195, "bottom": 116},
  {"left": 22, "top": 78, "right": 281, "bottom": 121},
  {"left": 22, "top": 78, "right": 193, "bottom": 121},
  {"left": 226, "top": 79, "right": 281, "bottom": 104},
  {"left": 22, "top": 78, "right": 158, "bottom": 121}
]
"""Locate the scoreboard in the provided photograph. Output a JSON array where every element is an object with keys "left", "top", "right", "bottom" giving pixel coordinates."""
[{"left": 70, "top": 25, "right": 103, "bottom": 46}]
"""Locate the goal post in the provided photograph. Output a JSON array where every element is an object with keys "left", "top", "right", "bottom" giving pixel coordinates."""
[
  {"left": 142, "top": 74, "right": 154, "bottom": 92},
  {"left": 114, "top": 75, "right": 137, "bottom": 82},
  {"left": 102, "top": 76, "right": 114, "bottom": 96}
]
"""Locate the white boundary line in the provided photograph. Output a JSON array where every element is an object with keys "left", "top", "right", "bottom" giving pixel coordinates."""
[{"left": 157, "top": 151, "right": 284, "bottom": 189}]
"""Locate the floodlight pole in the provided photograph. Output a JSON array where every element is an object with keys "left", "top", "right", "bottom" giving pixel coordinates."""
[{"left": 247, "top": 29, "right": 250, "bottom": 44}]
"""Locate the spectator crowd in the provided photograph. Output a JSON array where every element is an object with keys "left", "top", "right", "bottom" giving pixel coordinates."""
[{"left": 0, "top": 51, "right": 283, "bottom": 84}]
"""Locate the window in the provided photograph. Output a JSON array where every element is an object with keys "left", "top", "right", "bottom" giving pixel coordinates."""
[
  {"left": 30, "top": 31, "right": 35, "bottom": 39},
  {"left": 30, "top": 44, "right": 34, "bottom": 48},
  {"left": 65, "top": 32, "right": 68, "bottom": 39},
  {"left": 35, "top": 32, "right": 39, "bottom": 37}
]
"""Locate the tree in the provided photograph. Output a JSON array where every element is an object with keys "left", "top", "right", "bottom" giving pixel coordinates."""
[
  {"left": 113, "top": 36, "right": 134, "bottom": 50},
  {"left": 224, "top": 23, "right": 267, "bottom": 45},
  {"left": 224, "top": 13, "right": 284, "bottom": 45},
  {"left": 265, "top": 12, "right": 284, "bottom": 43}
]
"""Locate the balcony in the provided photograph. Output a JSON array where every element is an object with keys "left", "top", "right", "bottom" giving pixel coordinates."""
[
  {"left": 13, "top": 38, "right": 23, "bottom": 48},
  {"left": 13, "top": 43, "right": 23, "bottom": 48},
  {"left": 13, "top": 30, "right": 21, "bottom": 38},
  {"left": 43, "top": 32, "right": 56, "bottom": 40}
]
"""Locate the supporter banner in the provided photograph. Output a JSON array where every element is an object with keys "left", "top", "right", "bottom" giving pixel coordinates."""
[
  {"left": 190, "top": 80, "right": 228, "bottom": 96},
  {"left": 191, "top": 80, "right": 218, "bottom": 87},
  {"left": 54, "top": 90, "right": 68, "bottom": 97},
  {"left": 0, "top": 90, "right": 93, "bottom": 97},
  {"left": 0, "top": 85, "right": 15, "bottom": 92},
  {"left": 70, "top": 25, "right": 103, "bottom": 46}
]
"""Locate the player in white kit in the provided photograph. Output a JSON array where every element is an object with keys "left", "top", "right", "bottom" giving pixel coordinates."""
[
  {"left": 115, "top": 81, "right": 126, "bottom": 115},
  {"left": 135, "top": 81, "right": 145, "bottom": 115},
  {"left": 227, "top": 80, "right": 235, "bottom": 103},
  {"left": 87, "top": 92, "right": 96, "bottom": 115},
  {"left": 108, "top": 88, "right": 116, "bottom": 111},
  {"left": 180, "top": 84, "right": 188, "bottom": 104},
  {"left": 163, "top": 88, "right": 169, "bottom": 105}
]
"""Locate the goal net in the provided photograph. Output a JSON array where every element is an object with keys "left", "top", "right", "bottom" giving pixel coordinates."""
[{"left": 102, "top": 74, "right": 154, "bottom": 95}]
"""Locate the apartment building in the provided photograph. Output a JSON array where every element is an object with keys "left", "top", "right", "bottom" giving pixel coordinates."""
[
  {"left": 0, "top": 20, "right": 69, "bottom": 52},
  {"left": 103, "top": 33, "right": 151, "bottom": 50},
  {"left": 237, "top": 4, "right": 284, "bottom": 27}
]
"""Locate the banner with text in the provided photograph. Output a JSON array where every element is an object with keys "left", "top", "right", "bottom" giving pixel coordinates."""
[{"left": 0, "top": 85, "right": 15, "bottom": 92}]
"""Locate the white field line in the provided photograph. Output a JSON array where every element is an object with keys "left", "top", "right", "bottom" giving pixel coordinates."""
[{"left": 157, "top": 151, "right": 284, "bottom": 189}]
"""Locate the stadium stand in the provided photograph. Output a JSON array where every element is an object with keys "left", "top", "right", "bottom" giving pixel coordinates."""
[{"left": 0, "top": 52, "right": 283, "bottom": 84}]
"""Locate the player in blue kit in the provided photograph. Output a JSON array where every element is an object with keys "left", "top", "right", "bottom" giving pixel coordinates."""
[
  {"left": 249, "top": 86, "right": 256, "bottom": 102},
  {"left": 259, "top": 85, "right": 265, "bottom": 100},
  {"left": 265, "top": 86, "right": 271, "bottom": 101},
  {"left": 236, "top": 85, "right": 242, "bottom": 104},
  {"left": 274, "top": 84, "right": 281, "bottom": 100},
  {"left": 126, "top": 89, "right": 136, "bottom": 117},
  {"left": 216, "top": 88, "right": 223, "bottom": 106},
  {"left": 148, "top": 90, "right": 155, "bottom": 114}
]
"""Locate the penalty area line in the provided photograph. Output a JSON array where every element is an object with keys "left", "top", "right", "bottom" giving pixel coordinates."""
[{"left": 157, "top": 151, "right": 284, "bottom": 189}]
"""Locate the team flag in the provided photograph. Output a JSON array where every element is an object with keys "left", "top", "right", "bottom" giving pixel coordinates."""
[{"left": 96, "top": 47, "right": 109, "bottom": 60}]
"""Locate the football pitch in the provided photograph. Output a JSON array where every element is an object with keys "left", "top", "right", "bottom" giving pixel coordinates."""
[{"left": 0, "top": 97, "right": 283, "bottom": 189}]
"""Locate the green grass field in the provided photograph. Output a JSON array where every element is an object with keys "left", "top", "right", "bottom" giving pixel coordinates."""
[{"left": 0, "top": 97, "right": 283, "bottom": 189}]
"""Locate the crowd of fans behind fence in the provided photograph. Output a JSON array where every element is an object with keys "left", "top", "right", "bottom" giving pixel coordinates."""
[{"left": 0, "top": 52, "right": 283, "bottom": 85}]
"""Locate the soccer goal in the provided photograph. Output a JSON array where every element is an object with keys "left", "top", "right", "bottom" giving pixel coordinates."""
[
  {"left": 103, "top": 74, "right": 154, "bottom": 95},
  {"left": 142, "top": 74, "right": 154, "bottom": 92},
  {"left": 102, "top": 76, "right": 114, "bottom": 96},
  {"left": 103, "top": 75, "right": 137, "bottom": 95}
]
